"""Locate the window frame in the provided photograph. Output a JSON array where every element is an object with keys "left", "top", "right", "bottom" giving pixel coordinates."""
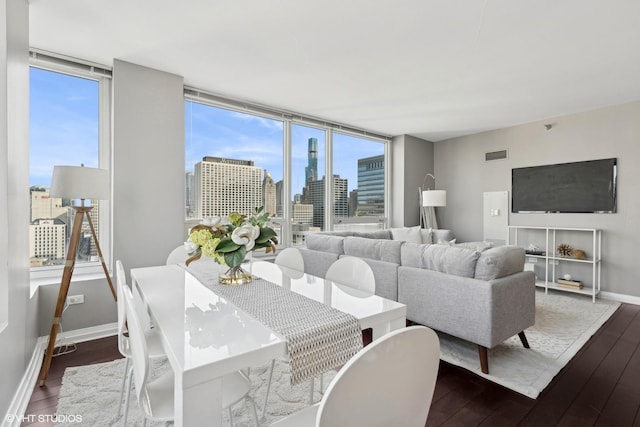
[
  {"left": 28, "top": 52, "right": 112, "bottom": 285},
  {"left": 184, "top": 88, "right": 391, "bottom": 247}
]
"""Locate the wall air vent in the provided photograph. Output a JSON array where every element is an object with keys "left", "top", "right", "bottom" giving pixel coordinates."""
[{"left": 485, "top": 149, "right": 508, "bottom": 161}]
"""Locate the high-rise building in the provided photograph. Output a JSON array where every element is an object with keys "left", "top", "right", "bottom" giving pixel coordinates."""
[
  {"left": 29, "top": 218, "right": 66, "bottom": 262},
  {"left": 30, "top": 187, "right": 67, "bottom": 222},
  {"left": 275, "top": 180, "right": 284, "bottom": 217},
  {"left": 194, "top": 156, "right": 262, "bottom": 218},
  {"left": 349, "top": 189, "right": 358, "bottom": 216},
  {"left": 306, "top": 175, "right": 348, "bottom": 228},
  {"left": 305, "top": 137, "right": 318, "bottom": 183},
  {"left": 262, "top": 170, "right": 276, "bottom": 216},
  {"left": 292, "top": 202, "right": 313, "bottom": 224},
  {"left": 185, "top": 171, "right": 195, "bottom": 218},
  {"left": 357, "top": 154, "right": 385, "bottom": 216}
]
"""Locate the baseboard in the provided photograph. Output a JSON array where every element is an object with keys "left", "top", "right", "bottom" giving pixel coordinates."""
[
  {"left": 600, "top": 291, "right": 640, "bottom": 306},
  {"left": 2, "top": 337, "right": 47, "bottom": 427},
  {"left": 54, "top": 322, "right": 117, "bottom": 344},
  {"left": 1, "top": 323, "right": 117, "bottom": 427}
]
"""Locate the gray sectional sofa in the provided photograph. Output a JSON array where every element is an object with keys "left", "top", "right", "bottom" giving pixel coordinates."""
[{"left": 299, "top": 228, "right": 536, "bottom": 374}]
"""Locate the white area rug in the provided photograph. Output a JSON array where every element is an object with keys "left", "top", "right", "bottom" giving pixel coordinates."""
[
  {"left": 55, "top": 357, "right": 334, "bottom": 426},
  {"left": 55, "top": 290, "right": 620, "bottom": 425},
  {"left": 438, "top": 289, "right": 620, "bottom": 398}
]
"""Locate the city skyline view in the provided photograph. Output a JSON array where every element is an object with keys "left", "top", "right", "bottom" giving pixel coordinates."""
[
  {"left": 28, "top": 66, "right": 387, "bottom": 266},
  {"left": 30, "top": 68, "right": 385, "bottom": 204}
]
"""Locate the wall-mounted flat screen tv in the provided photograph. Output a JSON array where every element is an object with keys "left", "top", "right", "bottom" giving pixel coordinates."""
[{"left": 512, "top": 158, "right": 617, "bottom": 213}]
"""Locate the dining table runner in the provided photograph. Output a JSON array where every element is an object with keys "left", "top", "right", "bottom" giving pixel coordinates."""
[{"left": 183, "top": 260, "right": 363, "bottom": 385}]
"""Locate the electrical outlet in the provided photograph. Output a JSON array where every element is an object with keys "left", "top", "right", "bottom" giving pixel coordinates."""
[
  {"left": 67, "top": 294, "right": 84, "bottom": 305},
  {"left": 527, "top": 257, "right": 538, "bottom": 263}
]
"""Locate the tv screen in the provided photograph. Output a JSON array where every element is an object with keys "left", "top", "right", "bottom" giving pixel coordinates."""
[{"left": 512, "top": 158, "right": 617, "bottom": 213}]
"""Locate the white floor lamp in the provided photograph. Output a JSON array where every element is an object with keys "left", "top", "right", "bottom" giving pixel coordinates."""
[
  {"left": 420, "top": 173, "right": 447, "bottom": 229},
  {"left": 38, "top": 165, "right": 116, "bottom": 386}
]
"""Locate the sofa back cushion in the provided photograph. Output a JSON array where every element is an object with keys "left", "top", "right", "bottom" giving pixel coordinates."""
[
  {"left": 344, "top": 236, "right": 403, "bottom": 264},
  {"left": 352, "top": 229, "right": 392, "bottom": 240},
  {"left": 401, "top": 243, "right": 480, "bottom": 278},
  {"left": 475, "top": 246, "right": 525, "bottom": 280},
  {"left": 432, "top": 229, "right": 455, "bottom": 243},
  {"left": 455, "top": 241, "right": 494, "bottom": 252},
  {"left": 305, "top": 233, "right": 345, "bottom": 255},
  {"left": 389, "top": 226, "right": 422, "bottom": 243}
]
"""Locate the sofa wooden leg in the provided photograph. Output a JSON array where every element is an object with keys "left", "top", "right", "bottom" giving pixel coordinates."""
[
  {"left": 478, "top": 345, "right": 489, "bottom": 374},
  {"left": 518, "top": 331, "right": 530, "bottom": 349}
]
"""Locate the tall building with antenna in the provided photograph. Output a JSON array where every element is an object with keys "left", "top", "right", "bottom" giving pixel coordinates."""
[{"left": 305, "top": 137, "right": 318, "bottom": 183}]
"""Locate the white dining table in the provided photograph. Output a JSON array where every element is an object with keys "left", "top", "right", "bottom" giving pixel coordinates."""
[{"left": 130, "top": 260, "right": 407, "bottom": 427}]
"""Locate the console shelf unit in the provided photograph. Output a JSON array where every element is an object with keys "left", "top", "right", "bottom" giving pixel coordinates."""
[{"left": 508, "top": 226, "right": 602, "bottom": 302}]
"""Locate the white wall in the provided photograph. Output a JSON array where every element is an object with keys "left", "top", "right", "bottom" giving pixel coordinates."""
[
  {"left": 435, "top": 101, "right": 640, "bottom": 297},
  {"left": 112, "top": 60, "right": 185, "bottom": 275},
  {"left": 1, "top": 0, "right": 37, "bottom": 417}
]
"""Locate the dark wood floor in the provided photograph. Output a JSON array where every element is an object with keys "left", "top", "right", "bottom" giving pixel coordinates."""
[{"left": 23, "top": 302, "right": 640, "bottom": 426}]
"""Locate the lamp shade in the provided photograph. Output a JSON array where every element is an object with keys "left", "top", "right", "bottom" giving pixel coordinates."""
[
  {"left": 50, "top": 165, "right": 109, "bottom": 201},
  {"left": 422, "top": 190, "right": 446, "bottom": 207}
]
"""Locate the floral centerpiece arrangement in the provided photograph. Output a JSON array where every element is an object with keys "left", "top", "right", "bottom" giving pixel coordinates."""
[{"left": 185, "top": 207, "right": 278, "bottom": 284}]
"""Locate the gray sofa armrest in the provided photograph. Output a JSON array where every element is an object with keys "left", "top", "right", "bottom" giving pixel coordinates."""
[{"left": 398, "top": 267, "right": 535, "bottom": 348}]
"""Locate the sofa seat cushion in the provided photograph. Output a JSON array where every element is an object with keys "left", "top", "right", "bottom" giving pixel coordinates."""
[
  {"left": 305, "top": 234, "right": 345, "bottom": 255},
  {"left": 475, "top": 246, "right": 526, "bottom": 280},
  {"left": 401, "top": 243, "right": 480, "bottom": 278},
  {"left": 344, "top": 236, "right": 403, "bottom": 264}
]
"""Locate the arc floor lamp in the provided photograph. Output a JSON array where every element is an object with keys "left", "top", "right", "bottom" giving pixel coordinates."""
[
  {"left": 38, "top": 165, "right": 116, "bottom": 386},
  {"left": 419, "top": 173, "right": 447, "bottom": 229}
]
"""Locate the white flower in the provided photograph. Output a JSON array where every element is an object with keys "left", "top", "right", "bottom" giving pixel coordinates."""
[
  {"left": 184, "top": 241, "right": 199, "bottom": 255},
  {"left": 202, "top": 216, "right": 222, "bottom": 226},
  {"left": 231, "top": 224, "right": 260, "bottom": 251}
]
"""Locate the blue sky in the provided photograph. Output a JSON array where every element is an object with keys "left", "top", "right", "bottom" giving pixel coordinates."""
[
  {"left": 30, "top": 68, "right": 384, "bottom": 196},
  {"left": 29, "top": 67, "right": 100, "bottom": 187}
]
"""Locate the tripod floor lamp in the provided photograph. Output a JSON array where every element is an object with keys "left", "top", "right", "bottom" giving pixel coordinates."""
[
  {"left": 419, "top": 173, "right": 447, "bottom": 229},
  {"left": 38, "top": 165, "right": 116, "bottom": 386}
]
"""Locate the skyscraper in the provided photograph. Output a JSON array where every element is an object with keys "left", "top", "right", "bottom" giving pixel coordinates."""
[
  {"left": 262, "top": 170, "right": 276, "bottom": 216},
  {"left": 185, "top": 171, "right": 195, "bottom": 218},
  {"left": 305, "top": 137, "right": 318, "bottom": 183},
  {"left": 357, "top": 154, "right": 385, "bottom": 216},
  {"left": 275, "top": 180, "right": 284, "bottom": 217},
  {"left": 306, "top": 175, "right": 348, "bottom": 228},
  {"left": 194, "top": 156, "right": 262, "bottom": 218}
]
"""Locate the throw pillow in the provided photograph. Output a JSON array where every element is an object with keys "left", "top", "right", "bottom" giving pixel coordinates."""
[
  {"left": 420, "top": 227, "right": 433, "bottom": 244},
  {"left": 390, "top": 226, "right": 422, "bottom": 244}
]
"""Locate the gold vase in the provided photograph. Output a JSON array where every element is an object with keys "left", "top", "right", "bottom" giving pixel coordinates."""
[{"left": 219, "top": 264, "right": 252, "bottom": 285}]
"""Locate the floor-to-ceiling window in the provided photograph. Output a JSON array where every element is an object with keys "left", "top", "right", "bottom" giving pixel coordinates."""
[
  {"left": 291, "top": 124, "right": 326, "bottom": 244},
  {"left": 332, "top": 132, "right": 386, "bottom": 232},
  {"left": 184, "top": 90, "right": 389, "bottom": 248},
  {"left": 184, "top": 100, "right": 284, "bottom": 245},
  {"left": 29, "top": 55, "right": 111, "bottom": 281}
]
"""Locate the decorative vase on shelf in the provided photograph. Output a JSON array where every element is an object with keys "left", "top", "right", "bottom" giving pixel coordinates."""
[{"left": 218, "top": 264, "right": 252, "bottom": 285}]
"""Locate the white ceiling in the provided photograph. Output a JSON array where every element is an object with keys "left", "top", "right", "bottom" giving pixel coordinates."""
[{"left": 28, "top": 0, "right": 640, "bottom": 141}]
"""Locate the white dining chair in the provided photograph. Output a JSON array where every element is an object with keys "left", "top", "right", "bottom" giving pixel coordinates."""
[
  {"left": 165, "top": 245, "right": 188, "bottom": 265},
  {"left": 122, "top": 285, "right": 261, "bottom": 427},
  {"left": 325, "top": 256, "right": 375, "bottom": 296},
  {"left": 270, "top": 325, "right": 441, "bottom": 427},
  {"left": 115, "top": 260, "right": 167, "bottom": 425},
  {"left": 274, "top": 247, "right": 304, "bottom": 271}
]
